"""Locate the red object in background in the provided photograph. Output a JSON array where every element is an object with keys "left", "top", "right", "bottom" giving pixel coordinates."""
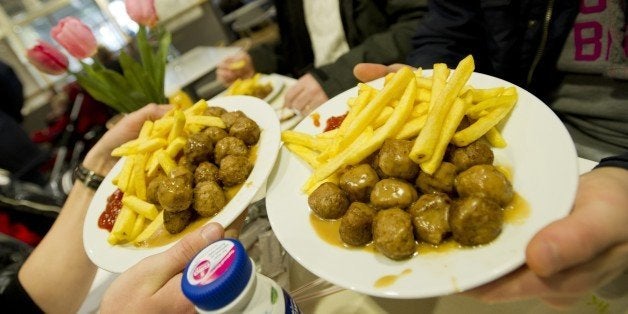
[
  {"left": 0, "top": 212, "right": 43, "bottom": 247},
  {"left": 99, "top": 189, "right": 124, "bottom": 232},
  {"left": 324, "top": 113, "right": 348, "bottom": 132}
]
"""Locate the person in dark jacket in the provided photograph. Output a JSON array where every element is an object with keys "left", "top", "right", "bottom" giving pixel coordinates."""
[
  {"left": 406, "top": 0, "right": 627, "bottom": 161},
  {"left": 217, "top": 0, "right": 427, "bottom": 114},
  {"left": 0, "top": 60, "right": 25, "bottom": 123}
]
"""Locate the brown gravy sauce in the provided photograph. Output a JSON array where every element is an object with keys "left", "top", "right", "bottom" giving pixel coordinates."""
[{"left": 309, "top": 192, "right": 530, "bottom": 287}]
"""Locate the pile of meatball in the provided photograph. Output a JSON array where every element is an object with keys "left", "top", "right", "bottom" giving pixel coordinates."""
[
  {"left": 307, "top": 139, "right": 514, "bottom": 260},
  {"left": 146, "top": 107, "right": 261, "bottom": 234}
]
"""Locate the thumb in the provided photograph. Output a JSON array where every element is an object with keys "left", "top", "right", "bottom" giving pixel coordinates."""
[
  {"left": 353, "top": 63, "right": 391, "bottom": 82},
  {"left": 149, "top": 222, "right": 225, "bottom": 283},
  {"left": 526, "top": 168, "right": 628, "bottom": 277}
]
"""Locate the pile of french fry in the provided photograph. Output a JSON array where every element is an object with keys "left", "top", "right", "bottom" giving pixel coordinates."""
[
  {"left": 225, "top": 73, "right": 272, "bottom": 98},
  {"left": 281, "top": 55, "right": 518, "bottom": 193},
  {"left": 106, "top": 99, "right": 226, "bottom": 245}
]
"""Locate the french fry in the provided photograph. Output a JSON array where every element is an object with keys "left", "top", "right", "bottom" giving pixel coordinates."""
[
  {"left": 411, "top": 101, "right": 429, "bottom": 118},
  {"left": 315, "top": 129, "right": 338, "bottom": 139},
  {"left": 129, "top": 214, "right": 146, "bottom": 241},
  {"left": 185, "top": 99, "right": 209, "bottom": 116},
  {"left": 372, "top": 106, "right": 394, "bottom": 129},
  {"left": 168, "top": 110, "right": 186, "bottom": 142},
  {"left": 484, "top": 127, "right": 507, "bottom": 148},
  {"left": 133, "top": 154, "right": 148, "bottom": 200},
  {"left": 116, "top": 157, "right": 134, "bottom": 192},
  {"left": 394, "top": 114, "right": 427, "bottom": 140},
  {"left": 110, "top": 206, "right": 137, "bottom": 242},
  {"left": 471, "top": 87, "right": 504, "bottom": 103},
  {"left": 132, "top": 211, "right": 164, "bottom": 244},
  {"left": 281, "top": 131, "right": 332, "bottom": 151},
  {"left": 286, "top": 144, "right": 321, "bottom": 168},
  {"left": 303, "top": 127, "right": 374, "bottom": 192},
  {"left": 139, "top": 121, "right": 153, "bottom": 140},
  {"left": 416, "top": 88, "right": 431, "bottom": 103},
  {"left": 410, "top": 55, "right": 475, "bottom": 163},
  {"left": 453, "top": 99, "right": 516, "bottom": 146},
  {"left": 157, "top": 150, "right": 177, "bottom": 175},
  {"left": 466, "top": 94, "right": 517, "bottom": 119},
  {"left": 415, "top": 76, "right": 432, "bottom": 89},
  {"left": 408, "top": 63, "right": 450, "bottom": 163},
  {"left": 122, "top": 195, "right": 159, "bottom": 220},
  {"left": 339, "top": 67, "right": 414, "bottom": 151},
  {"left": 186, "top": 115, "right": 226, "bottom": 128},
  {"left": 137, "top": 138, "right": 168, "bottom": 153},
  {"left": 145, "top": 149, "right": 162, "bottom": 178},
  {"left": 166, "top": 136, "right": 187, "bottom": 158},
  {"left": 151, "top": 118, "right": 174, "bottom": 139},
  {"left": 111, "top": 139, "right": 140, "bottom": 157},
  {"left": 420, "top": 98, "right": 468, "bottom": 174}
]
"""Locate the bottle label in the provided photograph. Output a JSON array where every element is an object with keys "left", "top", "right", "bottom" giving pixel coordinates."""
[
  {"left": 283, "top": 289, "right": 301, "bottom": 314},
  {"left": 187, "top": 240, "right": 236, "bottom": 285}
]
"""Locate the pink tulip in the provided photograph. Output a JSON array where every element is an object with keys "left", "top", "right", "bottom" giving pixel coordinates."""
[
  {"left": 51, "top": 17, "right": 98, "bottom": 59},
  {"left": 125, "top": 0, "right": 158, "bottom": 27},
  {"left": 26, "top": 41, "right": 69, "bottom": 75}
]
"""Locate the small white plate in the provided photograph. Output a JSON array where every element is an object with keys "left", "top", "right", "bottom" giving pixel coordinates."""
[
  {"left": 83, "top": 96, "right": 281, "bottom": 273},
  {"left": 266, "top": 72, "right": 579, "bottom": 298}
]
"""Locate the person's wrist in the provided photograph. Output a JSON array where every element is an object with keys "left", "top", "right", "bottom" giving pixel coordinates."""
[{"left": 82, "top": 144, "right": 115, "bottom": 176}]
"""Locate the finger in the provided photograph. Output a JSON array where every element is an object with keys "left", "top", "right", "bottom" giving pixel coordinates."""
[
  {"left": 142, "top": 222, "right": 224, "bottom": 285},
  {"left": 283, "top": 84, "right": 304, "bottom": 110},
  {"left": 526, "top": 169, "right": 628, "bottom": 277},
  {"left": 353, "top": 63, "right": 392, "bottom": 82},
  {"left": 225, "top": 209, "right": 248, "bottom": 239}
]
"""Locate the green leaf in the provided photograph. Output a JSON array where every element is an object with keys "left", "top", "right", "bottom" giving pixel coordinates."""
[{"left": 119, "top": 51, "right": 159, "bottom": 104}]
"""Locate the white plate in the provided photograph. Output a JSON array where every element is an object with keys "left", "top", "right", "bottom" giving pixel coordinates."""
[
  {"left": 266, "top": 72, "right": 579, "bottom": 299},
  {"left": 84, "top": 96, "right": 281, "bottom": 273}
]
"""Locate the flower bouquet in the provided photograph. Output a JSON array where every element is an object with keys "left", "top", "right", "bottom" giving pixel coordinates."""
[{"left": 27, "top": 0, "right": 170, "bottom": 113}]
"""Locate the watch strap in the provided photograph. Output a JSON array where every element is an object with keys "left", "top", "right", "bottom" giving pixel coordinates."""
[{"left": 73, "top": 164, "right": 105, "bottom": 190}]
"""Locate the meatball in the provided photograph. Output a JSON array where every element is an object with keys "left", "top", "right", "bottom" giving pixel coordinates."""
[
  {"left": 214, "top": 136, "right": 249, "bottom": 165},
  {"left": 449, "top": 140, "right": 494, "bottom": 172},
  {"left": 202, "top": 126, "right": 228, "bottom": 144},
  {"left": 146, "top": 174, "right": 165, "bottom": 204},
  {"left": 194, "top": 161, "right": 220, "bottom": 184},
  {"left": 308, "top": 182, "right": 350, "bottom": 219},
  {"left": 455, "top": 164, "right": 514, "bottom": 206},
  {"left": 219, "top": 155, "right": 252, "bottom": 186},
  {"left": 178, "top": 155, "right": 197, "bottom": 173},
  {"left": 220, "top": 110, "right": 246, "bottom": 129},
  {"left": 372, "top": 208, "right": 415, "bottom": 260},
  {"left": 415, "top": 162, "right": 457, "bottom": 194},
  {"left": 164, "top": 208, "right": 193, "bottom": 234},
  {"left": 338, "top": 164, "right": 379, "bottom": 202},
  {"left": 184, "top": 132, "right": 214, "bottom": 164},
  {"left": 408, "top": 193, "right": 451, "bottom": 244},
  {"left": 204, "top": 106, "right": 227, "bottom": 117},
  {"left": 339, "top": 202, "right": 377, "bottom": 246},
  {"left": 376, "top": 139, "right": 420, "bottom": 180},
  {"left": 449, "top": 196, "right": 503, "bottom": 246},
  {"left": 193, "top": 181, "right": 227, "bottom": 217},
  {"left": 370, "top": 178, "right": 418, "bottom": 210},
  {"left": 229, "top": 117, "right": 261, "bottom": 146},
  {"left": 158, "top": 166, "right": 194, "bottom": 212}
]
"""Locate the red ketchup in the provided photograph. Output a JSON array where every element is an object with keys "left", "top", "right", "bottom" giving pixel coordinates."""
[
  {"left": 98, "top": 189, "right": 124, "bottom": 231},
  {"left": 324, "top": 113, "right": 348, "bottom": 132}
]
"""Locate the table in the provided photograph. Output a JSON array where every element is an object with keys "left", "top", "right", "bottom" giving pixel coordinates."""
[{"left": 164, "top": 46, "right": 241, "bottom": 96}]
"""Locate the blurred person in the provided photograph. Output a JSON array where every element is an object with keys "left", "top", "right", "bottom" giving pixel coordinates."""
[
  {"left": 0, "top": 60, "right": 48, "bottom": 185},
  {"left": 0, "top": 104, "right": 242, "bottom": 312},
  {"left": 217, "top": 0, "right": 427, "bottom": 114}
]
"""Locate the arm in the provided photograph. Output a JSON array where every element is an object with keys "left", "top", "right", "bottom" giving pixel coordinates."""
[
  {"left": 312, "top": 0, "right": 426, "bottom": 97},
  {"left": 17, "top": 104, "right": 171, "bottom": 313}
]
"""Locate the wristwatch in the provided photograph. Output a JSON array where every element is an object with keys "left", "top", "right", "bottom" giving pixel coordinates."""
[{"left": 73, "top": 164, "right": 105, "bottom": 190}]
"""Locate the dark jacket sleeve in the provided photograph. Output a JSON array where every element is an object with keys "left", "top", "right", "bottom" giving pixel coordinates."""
[
  {"left": 406, "top": 0, "right": 491, "bottom": 70},
  {"left": 311, "top": 0, "right": 427, "bottom": 97},
  {"left": 595, "top": 152, "right": 628, "bottom": 171}
]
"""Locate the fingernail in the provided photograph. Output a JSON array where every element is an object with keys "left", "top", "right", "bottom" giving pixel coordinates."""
[{"left": 200, "top": 223, "right": 222, "bottom": 242}]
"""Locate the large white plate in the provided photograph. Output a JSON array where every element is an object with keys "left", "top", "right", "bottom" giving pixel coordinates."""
[
  {"left": 84, "top": 96, "right": 281, "bottom": 273},
  {"left": 266, "top": 72, "right": 579, "bottom": 299}
]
